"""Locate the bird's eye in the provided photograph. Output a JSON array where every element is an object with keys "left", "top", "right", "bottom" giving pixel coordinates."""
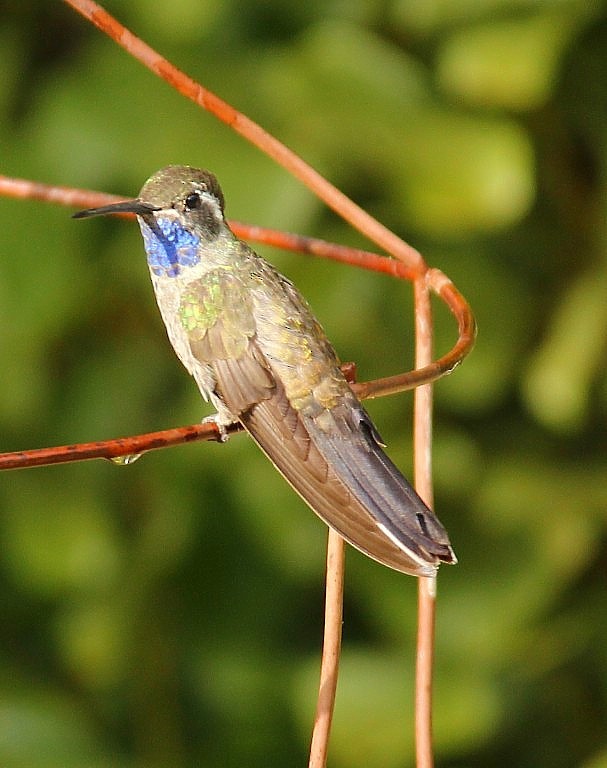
[{"left": 184, "top": 192, "right": 201, "bottom": 210}]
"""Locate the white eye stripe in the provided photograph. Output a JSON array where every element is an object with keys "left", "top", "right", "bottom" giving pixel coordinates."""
[{"left": 184, "top": 187, "right": 222, "bottom": 212}]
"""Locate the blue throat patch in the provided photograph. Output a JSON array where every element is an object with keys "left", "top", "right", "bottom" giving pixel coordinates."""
[{"left": 140, "top": 216, "right": 200, "bottom": 278}]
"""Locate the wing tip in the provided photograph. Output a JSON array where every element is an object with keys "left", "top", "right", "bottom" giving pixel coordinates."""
[
  {"left": 439, "top": 545, "right": 458, "bottom": 566},
  {"left": 415, "top": 548, "right": 456, "bottom": 576},
  {"left": 376, "top": 522, "right": 457, "bottom": 574}
]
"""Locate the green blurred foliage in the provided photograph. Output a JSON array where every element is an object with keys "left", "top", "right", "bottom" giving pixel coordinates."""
[{"left": 1, "top": 0, "right": 606, "bottom": 766}]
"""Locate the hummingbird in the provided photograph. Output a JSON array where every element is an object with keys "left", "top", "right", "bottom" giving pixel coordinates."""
[{"left": 74, "top": 165, "right": 456, "bottom": 576}]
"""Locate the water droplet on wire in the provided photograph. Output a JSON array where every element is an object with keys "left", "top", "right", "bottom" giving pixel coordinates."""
[{"left": 108, "top": 453, "right": 143, "bottom": 466}]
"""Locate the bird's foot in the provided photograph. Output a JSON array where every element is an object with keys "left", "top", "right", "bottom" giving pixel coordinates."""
[{"left": 202, "top": 412, "right": 236, "bottom": 443}]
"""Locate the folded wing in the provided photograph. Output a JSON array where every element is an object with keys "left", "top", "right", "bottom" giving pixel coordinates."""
[{"left": 182, "top": 266, "right": 455, "bottom": 575}]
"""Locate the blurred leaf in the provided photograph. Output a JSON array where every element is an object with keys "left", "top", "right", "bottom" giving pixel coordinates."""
[
  {"left": 2, "top": 472, "right": 122, "bottom": 597},
  {"left": 522, "top": 267, "right": 607, "bottom": 432},
  {"left": 437, "top": 11, "right": 589, "bottom": 110},
  {"left": 0, "top": 691, "right": 111, "bottom": 768}
]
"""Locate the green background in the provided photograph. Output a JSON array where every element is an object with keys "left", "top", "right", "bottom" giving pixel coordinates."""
[{"left": 1, "top": 1, "right": 606, "bottom": 765}]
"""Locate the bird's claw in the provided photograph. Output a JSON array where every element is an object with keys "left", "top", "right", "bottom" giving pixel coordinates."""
[{"left": 202, "top": 413, "right": 233, "bottom": 443}]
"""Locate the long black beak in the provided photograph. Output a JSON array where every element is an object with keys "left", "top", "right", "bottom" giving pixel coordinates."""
[{"left": 72, "top": 200, "right": 160, "bottom": 219}]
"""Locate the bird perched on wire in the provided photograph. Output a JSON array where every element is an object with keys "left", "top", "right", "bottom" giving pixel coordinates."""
[{"left": 74, "top": 165, "right": 456, "bottom": 576}]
